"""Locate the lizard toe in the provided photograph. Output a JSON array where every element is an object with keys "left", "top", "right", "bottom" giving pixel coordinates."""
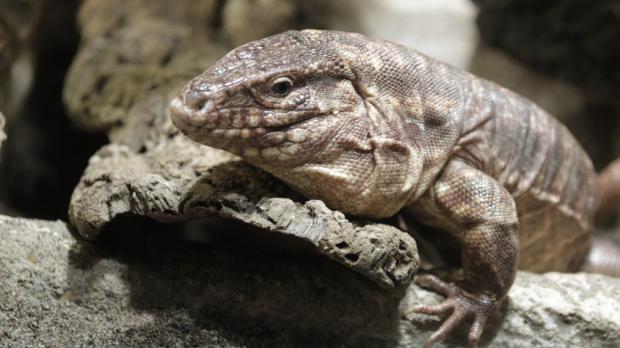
[
  {"left": 468, "top": 313, "right": 488, "bottom": 347},
  {"left": 407, "top": 275, "right": 500, "bottom": 347},
  {"left": 425, "top": 305, "right": 467, "bottom": 346},
  {"left": 415, "top": 274, "right": 455, "bottom": 297}
]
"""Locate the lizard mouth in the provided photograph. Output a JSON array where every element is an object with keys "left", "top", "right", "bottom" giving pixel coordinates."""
[{"left": 170, "top": 96, "right": 314, "bottom": 145}]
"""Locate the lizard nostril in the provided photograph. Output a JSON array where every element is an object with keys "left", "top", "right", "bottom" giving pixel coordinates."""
[
  {"left": 195, "top": 99, "right": 207, "bottom": 111},
  {"left": 184, "top": 91, "right": 208, "bottom": 111}
]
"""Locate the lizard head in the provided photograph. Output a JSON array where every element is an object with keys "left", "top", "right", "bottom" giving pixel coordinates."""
[
  {"left": 170, "top": 30, "right": 449, "bottom": 218},
  {"left": 170, "top": 30, "right": 362, "bottom": 168}
]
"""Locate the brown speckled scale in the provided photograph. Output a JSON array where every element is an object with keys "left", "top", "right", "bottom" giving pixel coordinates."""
[{"left": 170, "top": 30, "right": 620, "bottom": 346}]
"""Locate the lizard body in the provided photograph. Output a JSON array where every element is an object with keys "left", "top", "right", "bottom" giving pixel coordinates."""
[
  {"left": 410, "top": 74, "right": 598, "bottom": 273},
  {"left": 170, "top": 30, "right": 617, "bottom": 346}
]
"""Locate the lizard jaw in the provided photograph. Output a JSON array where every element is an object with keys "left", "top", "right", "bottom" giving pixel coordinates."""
[
  {"left": 170, "top": 96, "right": 262, "bottom": 130},
  {"left": 170, "top": 95, "right": 319, "bottom": 131},
  {"left": 170, "top": 96, "right": 316, "bottom": 163}
]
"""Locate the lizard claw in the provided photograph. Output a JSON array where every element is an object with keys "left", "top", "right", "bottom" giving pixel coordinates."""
[{"left": 405, "top": 275, "right": 498, "bottom": 347}]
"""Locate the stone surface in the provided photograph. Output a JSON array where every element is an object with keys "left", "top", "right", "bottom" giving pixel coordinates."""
[{"left": 2, "top": 215, "right": 620, "bottom": 347}]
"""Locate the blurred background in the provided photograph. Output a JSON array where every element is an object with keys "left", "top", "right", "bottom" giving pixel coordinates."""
[{"left": 0, "top": 0, "right": 618, "bottom": 220}]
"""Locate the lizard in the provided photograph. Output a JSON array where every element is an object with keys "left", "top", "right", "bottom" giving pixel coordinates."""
[{"left": 169, "top": 30, "right": 620, "bottom": 346}]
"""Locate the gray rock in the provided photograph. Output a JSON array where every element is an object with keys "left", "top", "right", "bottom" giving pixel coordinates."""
[{"left": 2, "top": 215, "right": 620, "bottom": 347}]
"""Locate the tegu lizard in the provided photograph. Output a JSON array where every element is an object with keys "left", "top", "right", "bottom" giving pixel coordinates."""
[{"left": 170, "top": 30, "right": 620, "bottom": 346}]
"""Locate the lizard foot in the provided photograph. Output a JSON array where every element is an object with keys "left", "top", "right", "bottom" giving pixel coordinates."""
[{"left": 406, "top": 274, "right": 500, "bottom": 347}]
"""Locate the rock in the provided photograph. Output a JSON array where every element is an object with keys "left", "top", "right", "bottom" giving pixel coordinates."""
[{"left": 2, "top": 215, "right": 620, "bottom": 347}]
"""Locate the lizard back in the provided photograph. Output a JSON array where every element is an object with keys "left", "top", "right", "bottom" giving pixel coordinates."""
[{"left": 455, "top": 77, "right": 599, "bottom": 272}]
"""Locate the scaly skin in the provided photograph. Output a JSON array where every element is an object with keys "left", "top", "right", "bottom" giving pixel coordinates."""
[{"left": 170, "top": 30, "right": 612, "bottom": 346}]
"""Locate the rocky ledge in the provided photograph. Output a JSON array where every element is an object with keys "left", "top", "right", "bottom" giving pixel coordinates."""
[{"left": 1, "top": 215, "right": 619, "bottom": 347}]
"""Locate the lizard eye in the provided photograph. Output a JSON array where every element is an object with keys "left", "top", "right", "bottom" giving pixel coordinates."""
[{"left": 270, "top": 77, "right": 293, "bottom": 97}]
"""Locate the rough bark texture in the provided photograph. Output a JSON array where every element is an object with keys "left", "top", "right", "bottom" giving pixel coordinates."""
[
  {"left": 69, "top": 142, "right": 418, "bottom": 288},
  {"left": 2, "top": 215, "right": 620, "bottom": 347}
]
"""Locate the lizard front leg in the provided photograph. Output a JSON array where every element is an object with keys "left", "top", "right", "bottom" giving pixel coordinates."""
[{"left": 407, "top": 160, "right": 519, "bottom": 346}]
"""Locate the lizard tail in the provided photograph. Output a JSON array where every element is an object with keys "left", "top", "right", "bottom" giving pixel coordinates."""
[
  {"left": 596, "top": 157, "right": 620, "bottom": 222},
  {"left": 582, "top": 158, "right": 620, "bottom": 277}
]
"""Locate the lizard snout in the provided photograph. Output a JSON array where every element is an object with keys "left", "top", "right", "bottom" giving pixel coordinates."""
[
  {"left": 169, "top": 95, "right": 213, "bottom": 130},
  {"left": 170, "top": 85, "right": 223, "bottom": 130}
]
